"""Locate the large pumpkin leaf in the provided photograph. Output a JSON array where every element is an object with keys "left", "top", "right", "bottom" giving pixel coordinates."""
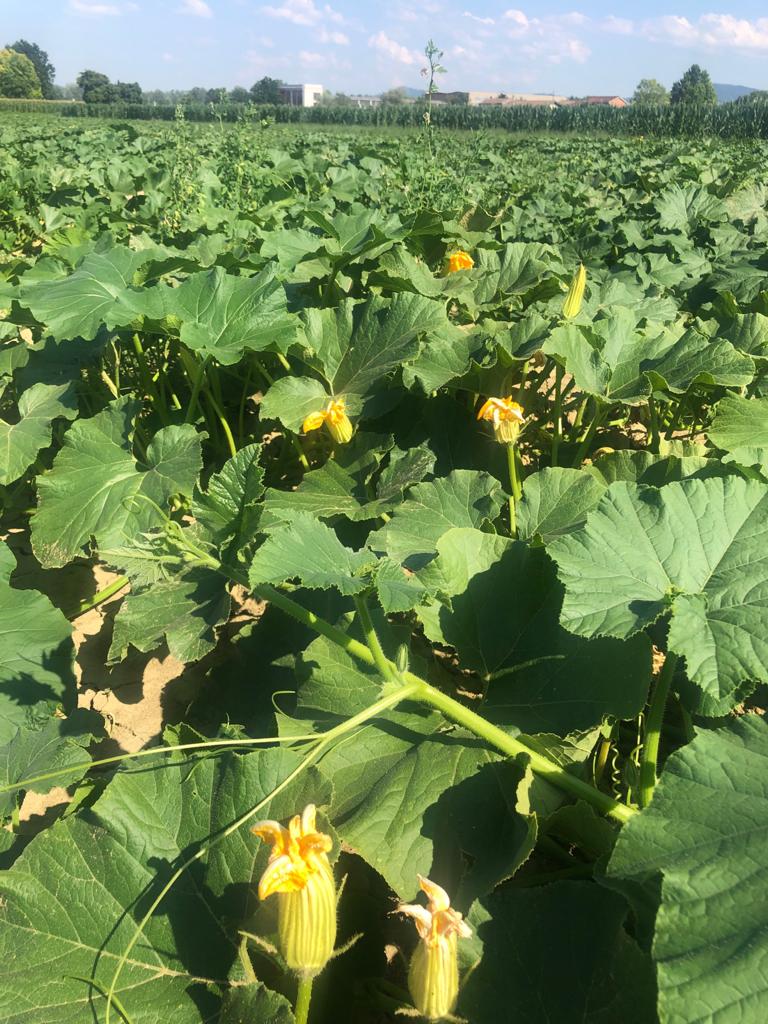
[
  {"left": 368, "top": 470, "right": 503, "bottom": 570},
  {"left": 167, "top": 266, "right": 299, "bottom": 364},
  {"left": 0, "top": 545, "right": 75, "bottom": 745},
  {"left": 608, "top": 715, "right": 768, "bottom": 1024},
  {"left": 460, "top": 881, "right": 656, "bottom": 1024},
  {"left": 0, "top": 382, "right": 77, "bottom": 486},
  {"left": 31, "top": 398, "right": 202, "bottom": 568},
  {"left": 20, "top": 247, "right": 161, "bottom": 341},
  {"left": 549, "top": 477, "right": 768, "bottom": 714},
  {"left": 0, "top": 746, "right": 329, "bottom": 1023},
  {"left": 417, "top": 529, "right": 651, "bottom": 735},
  {"left": 708, "top": 392, "right": 768, "bottom": 474}
]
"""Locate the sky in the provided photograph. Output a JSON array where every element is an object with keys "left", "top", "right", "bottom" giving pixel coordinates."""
[{"left": 2, "top": 1, "right": 768, "bottom": 96}]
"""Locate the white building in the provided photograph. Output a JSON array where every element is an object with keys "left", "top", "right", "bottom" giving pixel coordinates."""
[{"left": 279, "top": 83, "right": 324, "bottom": 108}]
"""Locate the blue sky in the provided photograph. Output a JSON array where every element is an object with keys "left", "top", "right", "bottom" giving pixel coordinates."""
[{"left": 3, "top": 1, "right": 768, "bottom": 95}]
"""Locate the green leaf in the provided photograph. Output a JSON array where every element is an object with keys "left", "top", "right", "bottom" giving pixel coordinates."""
[
  {"left": 708, "top": 392, "right": 768, "bottom": 473},
  {"left": 473, "top": 242, "right": 551, "bottom": 305},
  {"left": 220, "top": 982, "right": 295, "bottom": 1023},
  {"left": 608, "top": 715, "right": 768, "bottom": 1024},
  {"left": 262, "top": 458, "right": 387, "bottom": 527},
  {"left": 0, "top": 545, "right": 75, "bottom": 745},
  {"left": 191, "top": 443, "right": 265, "bottom": 547},
  {"left": 549, "top": 477, "right": 768, "bottom": 713},
  {"left": 0, "top": 746, "right": 329, "bottom": 1023},
  {"left": 169, "top": 266, "right": 299, "bottom": 364},
  {"left": 459, "top": 881, "right": 656, "bottom": 1023},
  {"left": 373, "top": 557, "right": 427, "bottom": 613},
  {"left": 0, "top": 712, "right": 97, "bottom": 817},
  {"left": 258, "top": 375, "right": 329, "bottom": 434},
  {"left": 249, "top": 513, "right": 373, "bottom": 595},
  {"left": 20, "top": 246, "right": 161, "bottom": 341},
  {"left": 108, "top": 568, "right": 230, "bottom": 665},
  {"left": 656, "top": 184, "right": 727, "bottom": 231},
  {"left": 518, "top": 467, "right": 607, "bottom": 542},
  {"left": 0, "top": 382, "right": 78, "bottom": 486},
  {"left": 31, "top": 398, "right": 202, "bottom": 568},
  {"left": 420, "top": 531, "right": 651, "bottom": 735},
  {"left": 368, "top": 470, "right": 503, "bottom": 570},
  {"left": 302, "top": 293, "right": 449, "bottom": 399}
]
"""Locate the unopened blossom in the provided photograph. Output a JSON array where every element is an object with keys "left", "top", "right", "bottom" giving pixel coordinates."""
[
  {"left": 252, "top": 804, "right": 337, "bottom": 977},
  {"left": 562, "top": 263, "right": 587, "bottom": 319}
]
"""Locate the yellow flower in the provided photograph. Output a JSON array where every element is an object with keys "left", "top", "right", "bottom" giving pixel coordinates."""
[
  {"left": 301, "top": 398, "right": 353, "bottom": 444},
  {"left": 562, "top": 263, "right": 587, "bottom": 319},
  {"left": 252, "top": 804, "right": 337, "bottom": 977},
  {"left": 446, "top": 250, "right": 474, "bottom": 273},
  {"left": 477, "top": 395, "right": 524, "bottom": 444},
  {"left": 399, "top": 876, "right": 472, "bottom": 1021}
]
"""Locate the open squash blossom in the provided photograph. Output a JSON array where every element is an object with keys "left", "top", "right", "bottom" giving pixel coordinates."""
[
  {"left": 252, "top": 804, "right": 337, "bottom": 977},
  {"left": 301, "top": 398, "right": 353, "bottom": 444},
  {"left": 477, "top": 395, "right": 524, "bottom": 445},
  {"left": 446, "top": 250, "right": 474, "bottom": 273},
  {"left": 562, "top": 262, "right": 587, "bottom": 319},
  {"left": 399, "top": 876, "right": 472, "bottom": 1021}
]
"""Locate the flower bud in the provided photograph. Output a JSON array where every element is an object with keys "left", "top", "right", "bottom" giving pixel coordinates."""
[
  {"left": 399, "top": 876, "right": 471, "bottom": 1021},
  {"left": 252, "top": 804, "right": 337, "bottom": 977},
  {"left": 562, "top": 263, "right": 586, "bottom": 319},
  {"left": 476, "top": 395, "right": 524, "bottom": 445}
]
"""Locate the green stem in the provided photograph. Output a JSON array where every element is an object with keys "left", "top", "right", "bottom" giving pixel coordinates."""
[
  {"left": 572, "top": 406, "right": 605, "bottom": 466},
  {"left": 295, "top": 976, "right": 314, "bottom": 1024},
  {"left": 67, "top": 576, "right": 129, "bottom": 619},
  {"left": 648, "top": 395, "right": 660, "bottom": 452},
  {"left": 353, "top": 593, "right": 395, "bottom": 680},
  {"left": 506, "top": 442, "right": 521, "bottom": 538},
  {"left": 551, "top": 364, "right": 563, "bottom": 467},
  {"left": 183, "top": 352, "right": 209, "bottom": 424},
  {"left": 204, "top": 385, "right": 237, "bottom": 459},
  {"left": 132, "top": 334, "right": 169, "bottom": 426},
  {"left": 638, "top": 652, "right": 679, "bottom": 809}
]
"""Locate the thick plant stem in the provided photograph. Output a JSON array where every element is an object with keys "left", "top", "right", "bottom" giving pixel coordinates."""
[
  {"left": 638, "top": 652, "right": 679, "bottom": 809},
  {"left": 204, "top": 386, "right": 237, "bottom": 459},
  {"left": 551, "top": 364, "right": 563, "bottom": 467},
  {"left": 67, "top": 576, "right": 129, "bottom": 618},
  {"left": 506, "top": 442, "right": 521, "bottom": 538},
  {"left": 183, "top": 352, "right": 209, "bottom": 424},
  {"left": 353, "top": 593, "right": 395, "bottom": 681},
  {"left": 572, "top": 406, "right": 605, "bottom": 466},
  {"left": 255, "top": 585, "right": 635, "bottom": 824},
  {"left": 295, "top": 977, "right": 314, "bottom": 1024}
]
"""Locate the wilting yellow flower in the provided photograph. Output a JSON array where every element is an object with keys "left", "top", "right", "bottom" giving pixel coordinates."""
[
  {"left": 562, "top": 263, "right": 587, "bottom": 319},
  {"left": 301, "top": 398, "right": 353, "bottom": 444},
  {"left": 399, "top": 876, "right": 472, "bottom": 1021},
  {"left": 252, "top": 804, "right": 337, "bottom": 977},
  {"left": 477, "top": 395, "right": 524, "bottom": 444},
  {"left": 446, "top": 250, "right": 474, "bottom": 273}
]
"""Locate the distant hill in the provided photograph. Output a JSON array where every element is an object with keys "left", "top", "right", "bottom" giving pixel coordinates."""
[
  {"left": 714, "top": 83, "right": 757, "bottom": 103},
  {"left": 401, "top": 87, "right": 424, "bottom": 99}
]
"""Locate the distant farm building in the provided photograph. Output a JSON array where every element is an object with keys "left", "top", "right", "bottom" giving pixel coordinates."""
[
  {"left": 279, "top": 83, "right": 324, "bottom": 107},
  {"left": 582, "top": 96, "right": 628, "bottom": 108},
  {"left": 431, "top": 91, "right": 571, "bottom": 108}
]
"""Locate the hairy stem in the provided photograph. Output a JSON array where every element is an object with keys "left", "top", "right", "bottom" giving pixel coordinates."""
[
  {"left": 295, "top": 976, "right": 314, "bottom": 1024},
  {"left": 353, "top": 592, "right": 395, "bottom": 681},
  {"left": 638, "top": 652, "right": 679, "bottom": 809}
]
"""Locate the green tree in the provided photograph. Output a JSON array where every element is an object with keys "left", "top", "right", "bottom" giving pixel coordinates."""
[
  {"left": 7, "top": 40, "right": 54, "bottom": 98},
  {"left": 632, "top": 78, "right": 670, "bottom": 106},
  {"left": 380, "top": 87, "right": 406, "bottom": 105},
  {"left": 0, "top": 48, "right": 42, "bottom": 98},
  {"left": 76, "top": 69, "right": 117, "bottom": 103},
  {"left": 115, "top": 81, "right": 142, "bottom": 102},
  {"left": 250, "top": 76, "right": 282, "bottom": 104},
  {"left": 229, "top": 86, "right": 251, "bottom": 103},
  {"left": 670, "top": 64, "right": 717, "bottom": 105}
]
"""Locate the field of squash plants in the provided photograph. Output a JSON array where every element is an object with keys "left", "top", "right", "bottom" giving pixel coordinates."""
[{"left": 2, "top": 113, "right": 768, "bottom": 1024}]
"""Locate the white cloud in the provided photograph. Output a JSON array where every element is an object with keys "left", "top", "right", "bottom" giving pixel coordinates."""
[
  {"left": 261, "top": 0, "right": 343, "bottom": 26},
  {"left": 299, "top": 50, "right": 325, "bottom": 66},
  {"left": 463, "top": 11, "right": 494, "bottom": 25},
  {"left": 499, "top": 9, "right": 591, "bottom": 62},
  {"left": 601, "top": 15, "right": 633, "bottom": 35},
  {"left": 162, "top": 51, "right": 176, "bottom": 62},
  {"left": 368, "top": 31, "right": 421, "bottom": 65},
  {"left": 647, "top": 13, "right": 768, "bottom": 51},
  {"left": 177, "top": 0, "right": 212, "bottom": 16},
  {"left": 319, "top": 28, "right": 349, "bottom": 45},
  {"left": 69, "top": 0, "right": 122, "bottom": 14}
]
